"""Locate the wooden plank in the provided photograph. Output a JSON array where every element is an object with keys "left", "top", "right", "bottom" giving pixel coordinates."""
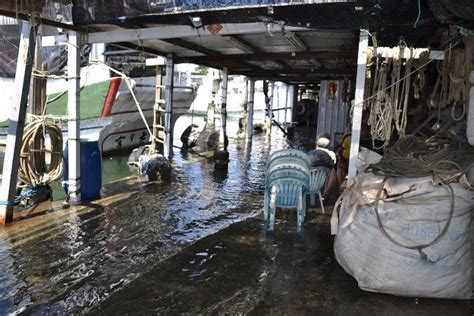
[{"left": 0, "top": 22, "right": 36, "bottom": 224}]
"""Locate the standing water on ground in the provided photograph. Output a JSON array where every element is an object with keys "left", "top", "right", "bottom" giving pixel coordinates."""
[{"left": 0, "top": 125, "right": 314, "bottom": 314}]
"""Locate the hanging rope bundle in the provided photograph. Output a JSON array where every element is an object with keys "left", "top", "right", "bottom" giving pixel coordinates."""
[
  {"left": 430, "top": 47, "right": 466, "bottom": 121},
  {"left": 367, "top": 40, "right": 415, "bottom": 148},
  {"left": 395, "top": 47, "right": 414, "bottom": 137},
  {"left": 412, "top": 51, "right": 429, "bottom": 100},
  {"left": 369, "top": 135, "right": 474, "bottom": 183},
  {"left": 368, "top": 58, "right": 393, "bottom": 149},
  {"left": 18, "top": 116, "right": 64, "bottom": 187}
]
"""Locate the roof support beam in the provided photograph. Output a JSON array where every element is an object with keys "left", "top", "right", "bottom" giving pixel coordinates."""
[
  {"left": 176, "top": 51, "right": 355, "bottom": 64},
  {"left": 283, "top": 32, "right": 308, "bottom": 51},
  {"left": 220, "top": 35, "right": 256, "bottom": 53},
  {"left": 113, "top": 42, "right": 169, "bottom": 57},
  {"left": 85, "top": 22, "right": 309, "bottom": 44},
  {"left": 229, "top": 67, "right": 355, "bottom": 77},
  {"left": 160, "top": 38, "right": 223, "bottom": 57}
]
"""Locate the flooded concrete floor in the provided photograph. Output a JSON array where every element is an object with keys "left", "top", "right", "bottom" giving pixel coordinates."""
[
  {"left": 91, "top": 211, "right": 473, "bottom": 315},
  {"left": 0, "top": 132, "right": 283, "bottom": 314},
  {"left": 0, "top": 128, "right": 472, "bottom": 314}
]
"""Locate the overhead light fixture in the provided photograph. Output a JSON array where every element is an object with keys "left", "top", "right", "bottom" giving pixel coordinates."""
[
  {"left": 284, "top": 32, "right": 307, "bottom": 51},
  {"left": 190, "top": 16, "right": 203, "bottom": 28},
  {"left": 221, "top": 36, "right": 254, "bottom": 53}
]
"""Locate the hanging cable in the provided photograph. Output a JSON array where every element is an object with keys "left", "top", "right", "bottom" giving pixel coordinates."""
[
  {"left": 413, "top": 0, "right": 422, "bottom": 28},
  {"left": 89, "top": 59, "right": 160, "bottom": 144}
]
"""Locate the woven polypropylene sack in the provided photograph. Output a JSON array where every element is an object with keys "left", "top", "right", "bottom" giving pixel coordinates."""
[{"left": 334, "top": 179, "right": 473, "bottom": 299}]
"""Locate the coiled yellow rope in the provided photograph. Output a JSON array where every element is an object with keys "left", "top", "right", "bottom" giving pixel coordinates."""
[{"left": 18, "top": 116, "right": 64, "bottom": 187}]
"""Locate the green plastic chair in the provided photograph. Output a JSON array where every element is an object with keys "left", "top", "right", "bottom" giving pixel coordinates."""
[
  {"left": 266, "top": 149, "right": 311, "bottom": 172},
  {"left": 308, "top": 166, "right": 331, "bottom": 213}
]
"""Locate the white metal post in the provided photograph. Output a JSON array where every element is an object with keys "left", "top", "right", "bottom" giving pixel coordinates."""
[
  {"left": 267, "top": 81, "right": 275, "bottom": 135},
  {"left": 247, "top": 79, "right": 256, "bottom": 140},
  {"left": 347, "top": 30, "right": 369, "bottom": 180},
  {"left": 288, "top": 85, "right": 295, "bottom": 124},
  {"left": 0, "top": 22, "right": 36, "bottom": 224},
  {"left": 220, "top": 68, "right": 228, "bottom": 150},
  {"left": 276, "top": 85, "right": 280, "bottom": 122},
  {"left": 164, "top": 54, "right": 174, "bottom": 159},
  {"left": 67, "top": 31, "right": 81, "bottom": 204},
  {"left": 284, "top": 84, "right": 289, "bottom": 125},
  {"left": 465, "top": 34, "right": 474, "bottom": 146}
]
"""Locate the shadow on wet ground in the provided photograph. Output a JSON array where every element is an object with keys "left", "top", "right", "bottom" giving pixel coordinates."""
[{"left": 91, "top": 210, "right": 473, "bottom": 315}]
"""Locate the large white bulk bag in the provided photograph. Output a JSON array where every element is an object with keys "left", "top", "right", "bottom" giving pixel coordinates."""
[{"left": 334, "top": 172, "right": 474, "bottom": 299}]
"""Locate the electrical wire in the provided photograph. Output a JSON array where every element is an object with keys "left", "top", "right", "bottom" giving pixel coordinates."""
[
  {"left": 89, "top": 59, "right": 159, "bottom": 144},
  {"left": 413, "top": 0, "right": 422, "bottom": 28}
]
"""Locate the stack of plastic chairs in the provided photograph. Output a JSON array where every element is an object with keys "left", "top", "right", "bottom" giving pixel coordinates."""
[{"left": 263, "top": 149, "right": 311, "bottom": 231}]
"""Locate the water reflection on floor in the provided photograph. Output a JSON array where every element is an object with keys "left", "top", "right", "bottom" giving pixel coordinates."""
[
  {"left": 0, "top": 128, "right": 306, "bottom": 314},
  {"left": 93, "top": 214, "right": 473, "bottom": 315}
]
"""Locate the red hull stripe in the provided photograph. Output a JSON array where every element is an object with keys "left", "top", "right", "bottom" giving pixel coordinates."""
[{"left": 102, "top": 77, "right": 122, "bottom": 117}]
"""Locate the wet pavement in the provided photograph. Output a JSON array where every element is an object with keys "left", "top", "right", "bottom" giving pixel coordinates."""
[
  {"left": 0, "top": 129, "right": 290, "bottom": 314},
  {"left": 92, "top": 212, "right": 472, "bottom": 315},
  {"left": 0, "top": 128, "right": 472, "bottom": 315}
]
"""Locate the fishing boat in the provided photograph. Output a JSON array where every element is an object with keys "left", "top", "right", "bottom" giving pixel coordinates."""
[{"left": 0, "top": 62, "right": 196, "bottom": 155}]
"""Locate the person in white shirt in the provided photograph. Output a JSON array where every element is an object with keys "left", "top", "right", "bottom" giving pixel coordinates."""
[{"left": 307, "top": 133, "right": 336, "bottom": 169}]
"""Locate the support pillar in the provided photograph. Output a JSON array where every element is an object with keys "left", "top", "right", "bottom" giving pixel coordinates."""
[
  {"left": 31, "top": 32, "right": 47, "bottom": 173},
  {"left": 276, "top": 84, "right": 280, "bottom": 122},
  {"left": 152, "top": 65, "right": 164, "bottom": 154},
  {"left": 0, "top": 22, "right": 36, "bottom": 224},
  {"left": 465, "top": 34, "right": 474, "bottom": 146},
  {"left": 267, "top": 81, "right": 274, "bottom": 135},
  {"left": 67, "top": 31, "right": 81, "bottom": 204},
  {"left": 164, "top": 54, "right": 174, "bottom": 159},
  {"left": 219, "top": 68, "right": 228, "bottom": 150},
  {"left": 287, "top": 85, "right": 295, "bottom": 138},
  {"left": 246, "top": 79, "right": 255, "bottom": 140},
  {"left": 347, "top": 30, "right": 369, "bottom": 180},
  {"left": 214, "top": 68, "right": 229, "bottom": 169},
  {"left": 284, "top": 83, "right": 289, "bottom": 126}
]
